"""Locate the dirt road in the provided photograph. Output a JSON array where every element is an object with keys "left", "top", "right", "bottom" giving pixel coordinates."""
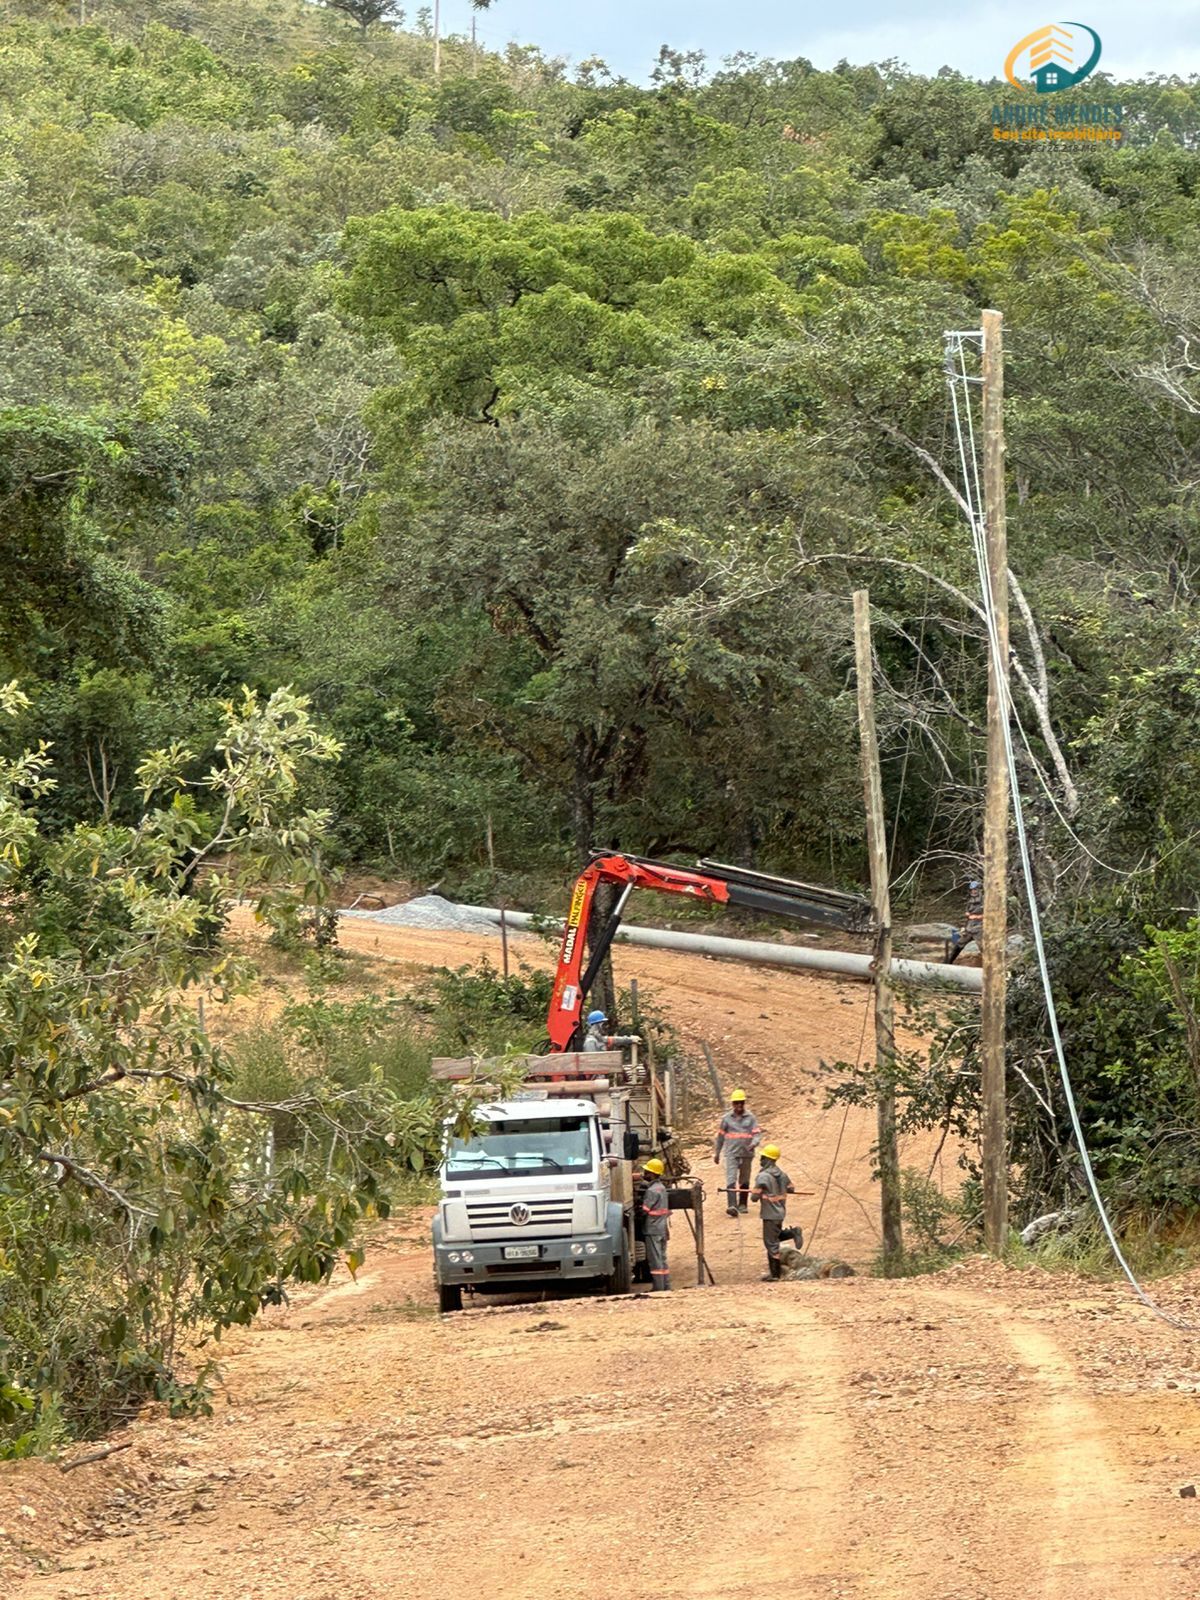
[{"left": 5, "top": 922, "right": 1200, "bottom": 1598}]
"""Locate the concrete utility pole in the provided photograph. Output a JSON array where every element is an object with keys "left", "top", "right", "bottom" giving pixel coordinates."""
[
  {"left": 852, "top": 589, "right": 904, "bottom": 1270},
  {"left": 433, "top": 0, "right": 442, "bottom": 77},
  {"left": 980, "top": 307, "right": 1010, "bottom": 1255}
]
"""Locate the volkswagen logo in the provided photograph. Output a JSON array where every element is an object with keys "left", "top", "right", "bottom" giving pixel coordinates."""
[{"left": 509, "top": 1203, "right": 531, "bottom": 1226}]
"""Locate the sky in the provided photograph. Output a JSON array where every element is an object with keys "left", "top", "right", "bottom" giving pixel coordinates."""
[{"left": 464, "top": 1, "right": 1200, "bottom": 84}]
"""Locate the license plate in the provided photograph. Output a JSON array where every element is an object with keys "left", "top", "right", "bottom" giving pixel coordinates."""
[{"left": 503, "top": 1244, "right": 540, "bottom": 1260}]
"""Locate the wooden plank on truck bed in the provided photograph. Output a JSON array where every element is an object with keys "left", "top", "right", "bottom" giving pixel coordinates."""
[{"left": 431, "top": 1051, "right": 625, "bottom": 1081}]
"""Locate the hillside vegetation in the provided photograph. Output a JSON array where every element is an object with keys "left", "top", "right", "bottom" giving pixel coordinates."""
[{"left": 4, "top": 0, "right": 1200, "bottom": 1448}]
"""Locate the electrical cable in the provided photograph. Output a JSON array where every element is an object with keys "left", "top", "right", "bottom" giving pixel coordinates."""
[
  {"left": 946, "top": 333, "right": 1134, "bottom": 883},
  {"left": 806, "top": 996, "right": 872, "bottom": 1256},
  {"left": 945, "top": 333, "right": 1190, "bottom": 1330}
]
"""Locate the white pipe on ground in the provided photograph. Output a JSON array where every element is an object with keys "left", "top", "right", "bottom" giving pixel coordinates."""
[{"left": 459, "top": 906, "right": 981, "bottom": 993}]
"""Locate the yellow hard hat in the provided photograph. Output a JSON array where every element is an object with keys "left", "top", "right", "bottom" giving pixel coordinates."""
[
  {"left": 730, "top": 1088, "right": 747, "bottom": 1102},
  {"left": 761, "top": 1144, "right": 781, "bottom": 1160},
  {"left": 643, "top": 1157, "right": 665, "bottom": 1176}
]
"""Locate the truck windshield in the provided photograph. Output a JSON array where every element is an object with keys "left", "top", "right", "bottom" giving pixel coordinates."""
[{"left": 446, "top": 1116, "right": 593, "bottom": 1181}]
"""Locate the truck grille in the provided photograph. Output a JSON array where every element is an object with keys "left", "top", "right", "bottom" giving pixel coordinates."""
[{"left": 465, "top": 1197, "right": 576, "bottom": 1238}]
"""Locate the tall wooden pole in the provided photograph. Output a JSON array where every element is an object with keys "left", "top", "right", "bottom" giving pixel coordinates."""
[
  {"left": 853, "top": 589, "right": 904, "bottom": 1270},
  {"left": 981, "top": 308, "right": 1010, "bottom": 1255},
  {"left": 485, "top": 813, "right": 508, "bottom": 978}
]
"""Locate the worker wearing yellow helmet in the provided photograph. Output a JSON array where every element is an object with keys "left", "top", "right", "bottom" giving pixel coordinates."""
[
  {"left": 752, "top": 1144, "right": 796, "bottom": 1280},
  {"left": 640, "top": 1158, "right": 671, "bottom": 1292},
  {"left": 714, "top": 1087, "right": 763, "bottom": 1218}
]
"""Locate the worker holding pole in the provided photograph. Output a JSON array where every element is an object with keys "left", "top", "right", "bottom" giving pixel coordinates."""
[
  {"left": 640, "top": 1157, "right": 671, "bottom": 1292},
  {"left": 582, "top": 1009, "right": 639, "bottom": 1054},
  {"left": 752, "top": 1145, "right": 795, "bottom": 1280},
  {"left": 714, "top": 1089, "right": 762, "bottom": 1218}
]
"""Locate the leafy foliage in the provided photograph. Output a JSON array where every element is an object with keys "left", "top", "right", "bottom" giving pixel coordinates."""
[
  {"left": 1, "top": 0, "right": 1200, "bottom": 1305},
  {"left": 0, "top": 685, "right": 484, "bottom": 1452}
]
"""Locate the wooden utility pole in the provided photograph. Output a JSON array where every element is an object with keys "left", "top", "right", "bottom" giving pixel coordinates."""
[
  {"left": 852, "top": 589, "right": 904, "bottom": 1270},
  {"left": 980, "top": 307, "right": 1010, "bottom": 1255},
  {"left": 485, "top": 813, "right": 509, "bottom": 978}
]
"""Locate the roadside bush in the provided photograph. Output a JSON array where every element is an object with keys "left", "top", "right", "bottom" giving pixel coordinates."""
[
  {"left": 895, "top": 1167, "right": 963, "bottom": 1273},
  {"left": 403, "top": 959, "right": 553, "bottom": 1057},
  {"left": 829, "top": 901, "right": 1200, "bottom": 1260},
  {"left": 0, "top": 687, "right": 493, "bottom": 1456}
]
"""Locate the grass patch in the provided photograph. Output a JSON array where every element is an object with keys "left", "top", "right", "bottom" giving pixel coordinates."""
[{"left": 1005, "top": 1213, "right": 1200, "bottom": 1280}]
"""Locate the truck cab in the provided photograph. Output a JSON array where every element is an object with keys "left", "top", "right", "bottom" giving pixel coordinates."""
[{"left": 432, "top": 1097, "right": 632, "bottom": 1313}]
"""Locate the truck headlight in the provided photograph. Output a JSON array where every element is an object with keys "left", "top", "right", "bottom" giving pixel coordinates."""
[
  {"left": 585, "top": 1243, "right": 598, "bottom": 1256},
  {"left": 461, "top": 1251, "right": 474, "bottom": 1263},
  {"left": 448, "top": 1251, "right": 461, "bottom": 1263},
  {"left": 570, "top": 1244, "right": 583, "bottom": 1256}
]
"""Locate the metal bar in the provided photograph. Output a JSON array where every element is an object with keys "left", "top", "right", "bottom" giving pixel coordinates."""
[
  {"left": 577, "top": 882, "right": 634, "bottom": 1008},
  {"left": 697, "top": 858, "right": 869, "bottom": 916},
  {"left": 724, "top": 880, "right": 871, "bottom": 932}
]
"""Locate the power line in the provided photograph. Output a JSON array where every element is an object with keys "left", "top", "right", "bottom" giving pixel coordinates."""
[
  {"left": 946, "top": 331, "right": 1189, "bottom": 1330},
  {"left": 807, "top": 997, "right": 872, "bottom": 1256}
]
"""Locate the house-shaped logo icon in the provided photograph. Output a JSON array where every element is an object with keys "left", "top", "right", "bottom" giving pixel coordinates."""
[{"left": 1005, "top": 22, "right": 1103, "bottom": 93}]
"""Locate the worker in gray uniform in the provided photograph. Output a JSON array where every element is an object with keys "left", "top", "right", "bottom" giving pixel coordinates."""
[
  {"left": 946, "top": 879, "right": 983, "bottom": 964},
  {"left": 582, "top": 1009, "right": 640, "bottom": 1053},
  {"left": 640, "top": 1157, "right": 671, "bottom": 1291},
  {"left": 751, "top": 1144, "right": 795, "bottom": 1280},
  {"left": 713, "top": 1089, "right": 762, "bottom": 1217}
]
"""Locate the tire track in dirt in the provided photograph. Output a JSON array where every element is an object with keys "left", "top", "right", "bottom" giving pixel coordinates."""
[
  {"left": 11, "top": 1265, "right": 1200, "bottom": 1600},
  {"left": 1001, "top": 1318, "right": 1192, "bottom": 1598},
  {"left": 10, "top": 924, "right": 1200, "bottom": 1598}
]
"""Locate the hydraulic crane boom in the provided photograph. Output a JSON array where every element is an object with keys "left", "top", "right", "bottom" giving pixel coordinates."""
[{"left": 547, "top": 852, "right": 872, "bottom": 1051}]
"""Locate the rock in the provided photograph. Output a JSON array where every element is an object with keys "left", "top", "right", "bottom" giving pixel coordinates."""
[
  {"left": 906, "top": 922, "right": 956, "bottom": 942},
  {"left": 1180, "top": 1484, "right": 1196, "bottom": 1498},
  {"left": 1020, "top": 1209, "right": 1079, "bottom": 1246}
]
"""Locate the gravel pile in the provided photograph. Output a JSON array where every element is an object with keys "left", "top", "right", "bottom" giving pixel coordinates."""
[{"left": 341, "top": 894, "right": 499, "bottom": 935}]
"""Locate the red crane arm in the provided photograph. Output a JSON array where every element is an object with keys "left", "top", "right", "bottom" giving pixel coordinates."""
[
  {"left": 546, "top": 855, "right": 732, "bottom": 1051},
  {"left": 545, "top": 852, "right": 871, "bottom": 1052}
]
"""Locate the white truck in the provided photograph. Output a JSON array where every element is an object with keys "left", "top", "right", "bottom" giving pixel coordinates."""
[{"left": 432, "top": 1094, "right": 634, "bottom": 1313}]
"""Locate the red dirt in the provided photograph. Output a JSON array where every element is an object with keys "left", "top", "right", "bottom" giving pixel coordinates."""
[{"left": 5, "top": 919, "right": 1200, "bottom": 1598}]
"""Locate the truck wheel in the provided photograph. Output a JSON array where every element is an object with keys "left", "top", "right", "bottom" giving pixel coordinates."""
[
  {"left": 438, "top": 1283, "right": 463, "bottom": 1314},
  {"left": 607, "top": 1237, "right": 632, "bottom": 1296}
]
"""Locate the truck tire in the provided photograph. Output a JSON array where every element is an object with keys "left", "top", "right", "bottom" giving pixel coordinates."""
[
  {"left": 607, "top": 1236, "right": 632, "bottom": 1296},
  {"left": 438, "top": 1283, "right": 463, "bottom": 1314}
]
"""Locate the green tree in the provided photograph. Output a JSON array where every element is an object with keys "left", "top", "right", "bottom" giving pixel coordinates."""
[
  {"left": 0, "top": 683, "right": 473, "bottom": 1449},
  {"left": 322, "top": 0, "right": 405, "bottom": 35}
]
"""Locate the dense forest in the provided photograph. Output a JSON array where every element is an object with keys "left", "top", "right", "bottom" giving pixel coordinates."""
[
  {"left": 4, "top": 0, "right": 1200, "bottom": 1447},
  {"left": 2, "top": 0, "right": 1197, "bottom": 899}
]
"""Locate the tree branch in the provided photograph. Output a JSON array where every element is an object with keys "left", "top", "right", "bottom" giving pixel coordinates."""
[{"left": 37, "top": 1151, "right": 152, "bottom": 1217}]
